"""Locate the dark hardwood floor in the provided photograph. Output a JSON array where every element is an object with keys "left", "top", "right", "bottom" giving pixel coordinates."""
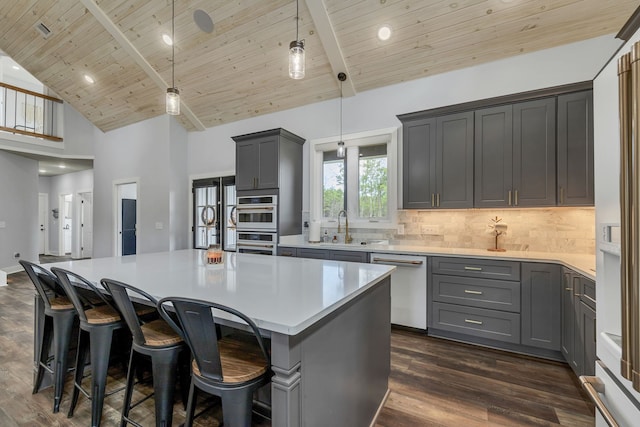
[{"left": 0, "top": 271, "right": 594, "bottom": 426}]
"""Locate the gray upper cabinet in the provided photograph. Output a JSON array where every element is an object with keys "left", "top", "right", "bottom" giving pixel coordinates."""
[
  {"left": 512, "top": 98, "right": 556, "bottom": 206},
  {"left": 435, "top": 112, "right": 474, "bottom": 208},
  {"left": 401, "top": 112, "right": 473, "bottom": 209},
  {"left": 557, "top": 90, "right": 594, "bottom": 206},
  {"left": 475, "top": 99, "right": 556, "bottom": 208},
  {"left": 402, "top": 117, "right": 436, "bottom": 209},
  {"left": 234, "top": 134, "right": 279, "bottom": 191},
  {"left": 474, "top": 105, "right": 513, "bottom": 208}
]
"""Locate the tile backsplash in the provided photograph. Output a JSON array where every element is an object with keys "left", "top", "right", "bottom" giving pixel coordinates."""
[{"left": 321, "top": 207, "right": 595, "bottom": 254}]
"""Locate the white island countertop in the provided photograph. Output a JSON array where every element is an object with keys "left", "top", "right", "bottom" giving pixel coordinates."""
[
  {"left": 280, "top": 235, "right": 595, "bottom": 280},
  {"left": 47, "top": 249, "right": 395, "bottom": 336}
]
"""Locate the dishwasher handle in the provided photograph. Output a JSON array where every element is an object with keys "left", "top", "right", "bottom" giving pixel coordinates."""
[
  {"left": 371, "top": 257, "right": 424, "bottom": 266},
  {"left": 579, "top": 375, "right": 620, "bottom": 427}
]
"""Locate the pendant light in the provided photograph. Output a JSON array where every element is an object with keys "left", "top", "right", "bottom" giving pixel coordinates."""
[
  {"left": 336, "top": 72, "right": 347, "bottom": 158},
  {"left": 289, "top": 0, "right": 305, "bottom": 79},
  {"left": 166, "top": 0, "right": 180, "bottom": 115}
]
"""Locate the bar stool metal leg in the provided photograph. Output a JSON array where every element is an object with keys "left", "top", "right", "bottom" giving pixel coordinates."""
[{"left": 52, "top": 309, "right": 76, "bottom": 413}]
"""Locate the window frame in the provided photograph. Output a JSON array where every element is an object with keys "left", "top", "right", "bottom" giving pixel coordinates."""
[{"left": 309, "top": 127, "right": 398, "bottom": 229}]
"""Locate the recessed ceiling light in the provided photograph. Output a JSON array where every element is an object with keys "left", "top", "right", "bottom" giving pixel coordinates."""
[
  {"left": 12, "top": 65, "right": 20, "bottom": 70},
  {"left": 162, "top": 33, "right": 173, "bottom": 46},
  {"left": 377, "top": 25, "right": 392, "bottom": 41},
  {"left": 84, "top": 74, "right": 95, "bottom": 84},
  {"left": 58, "top": 164, "right": 66, "bottom": 169}
]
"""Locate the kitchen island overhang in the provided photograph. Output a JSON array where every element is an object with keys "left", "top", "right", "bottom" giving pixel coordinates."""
[{"left": 41, "top": 250, "right": 395, "bottom": 427}]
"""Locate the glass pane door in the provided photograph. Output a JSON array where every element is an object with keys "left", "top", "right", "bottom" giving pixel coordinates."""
[{"left": 194, "top": 183, "right": 219, "bottom": 249}]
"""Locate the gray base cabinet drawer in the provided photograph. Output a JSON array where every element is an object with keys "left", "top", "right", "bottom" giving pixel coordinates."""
[
  {"left": 432, "top": 274, "right": 520, "bottom": 312},
  {"left": 431, "top": 302, "right": 521, "bottom": 344},
  {"left": 330, "top": 250, "right": 369, "bottom": 263},
  {"left": 431, "top": 257, "right": 520, "bottom": 281},
  {"left": 296, "top": 248, "right": 330, "bottom": 259}
]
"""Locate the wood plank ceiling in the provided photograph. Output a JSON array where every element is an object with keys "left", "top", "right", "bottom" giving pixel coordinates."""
[{"left": 0, "top": 0, "right": 636, "bottom": 133}]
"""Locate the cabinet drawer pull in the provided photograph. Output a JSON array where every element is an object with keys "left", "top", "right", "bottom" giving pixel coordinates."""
[
  {"left": 464, "top": 290, "right": 483, "bottom": 295},
  {"left": 464, "top": 319, "right": 483, "bottom": 325},
  {"left": 464, "top": 266, "right": 483, "bottom": 271}
]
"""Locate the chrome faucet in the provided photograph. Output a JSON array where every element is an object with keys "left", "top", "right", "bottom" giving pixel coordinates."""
[{"left": 337, "top": 210, "right": 353, "bottom": 244}]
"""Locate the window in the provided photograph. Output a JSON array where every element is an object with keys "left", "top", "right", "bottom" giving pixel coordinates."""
[{"left": 311, "top": 128, "right": 397, "bottom": 228}]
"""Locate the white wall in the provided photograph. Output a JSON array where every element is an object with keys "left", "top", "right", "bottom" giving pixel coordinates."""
[
  {"left": 188, "top": 34, "right": 623, "bottom": 213},
  {"left": 169, "top": 119, "right": 188, "bottom": 251},
  {"left": 0, "top": 150, "right": 38, "bottom": 272},
  {"left": 92, "top": 115, "right": 188, "bottom": 257}
]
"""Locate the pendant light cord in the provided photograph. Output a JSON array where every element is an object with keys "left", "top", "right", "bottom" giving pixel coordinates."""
[
  {"left": 340, "top": 79, "right": 343, "bottom": 142},
  {"left": 296, "top": 0, "right": 299, "bottom": 41},
  {"left": 171, "top": 0, "right": 175, "bottom": 89}
]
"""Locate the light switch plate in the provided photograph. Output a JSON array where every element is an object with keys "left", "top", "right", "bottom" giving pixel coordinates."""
[{"left": 155, "top": 222, "right": 163, "bottom": 230}]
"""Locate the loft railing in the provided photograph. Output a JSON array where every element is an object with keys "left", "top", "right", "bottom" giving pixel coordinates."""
[{"left": 0, "top": 82, "right": 63, "bottom": 142}]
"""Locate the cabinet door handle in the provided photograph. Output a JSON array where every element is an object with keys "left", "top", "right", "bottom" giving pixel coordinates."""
[
  {"left": 508, "top": 190, "right": 512, "bottom": 206},
  {"left": 431, "top": 193, "right": 435, "bottom": 207},
  {"left": 464, "top": 319, "right": 483, "bottom": 325},
  {"left": 464, "top": 266, "right": 482, "bottom": 271},
  {"left": 464, "top": 290, "right": 483, "bottom": 295},
  {"left": 514, "top": 190, "right": 518, "bottom": 206},
  {"left": 436, "top": 193, "right": 440, "bottom": 207}
]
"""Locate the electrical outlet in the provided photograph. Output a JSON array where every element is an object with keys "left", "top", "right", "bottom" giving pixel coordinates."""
[
  {"left": 397, "top": 224, "right": 405, "bottom": 235},
  {"left": 421, "top": 225, "right": 440, "bottom": 235},
  {"left": 13, "top": 252, "right": 20, "bottom": 258}
]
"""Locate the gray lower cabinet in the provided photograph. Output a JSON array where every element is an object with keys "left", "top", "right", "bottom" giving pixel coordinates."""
[
  {"left": 278, "top": 246, "right": 368, "bottom": 263},
  {"left": 557, "top": 90, "right": 594, "bottom": 206},
  {"left": 400, "top": 111, "right": 473, "bottom": 209},
  {"left": 429, "top": 257, "right": 567, "bottom": 360},
  {"left": 475, "top": 98, "right": 556, "bottom": 208},
  {"left": 520, "top": 263, "right": 561, "bottom": 351},
  {"left": 562, "top": 267, "right": 596, "bottom": 377}
]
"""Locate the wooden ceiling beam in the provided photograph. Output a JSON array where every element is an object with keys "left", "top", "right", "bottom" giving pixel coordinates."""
[
  {"left": 79, "top": 0, "right": 206, "bottom": 131},
  {"left": 305, "top": 0, "right": 355, "bottom": 97}
]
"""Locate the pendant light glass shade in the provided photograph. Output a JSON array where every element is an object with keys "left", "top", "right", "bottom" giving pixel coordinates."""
[
  {"left": 166, "top": 0, "right": 180, "bottom": 115},
  {"left": 289, "top": 0, "right": 305, "bottom": 79},
  {"left": 166, "top": 87, "right": 180, "bottom": 115},
  {"left": 336, "top": 72, "right": 347, "bottom": 158},
  {"left": 289, "top": 40, "right": 305, "bottom": 79}
]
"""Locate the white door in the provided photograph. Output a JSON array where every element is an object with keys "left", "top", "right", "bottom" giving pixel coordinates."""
[
  {"left": 80, "top": 192, "right": 93, "bottom": 258},
  {"left": 38, "top": 193, "right": 48, "bottom": 255}
]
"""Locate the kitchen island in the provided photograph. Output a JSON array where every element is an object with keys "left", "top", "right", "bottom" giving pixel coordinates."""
[{"left": 43, "top": 249, "right": 395, "bottom": 427}]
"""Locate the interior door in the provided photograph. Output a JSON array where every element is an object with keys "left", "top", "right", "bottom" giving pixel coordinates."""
[
  {"left": 122, "top": 198, "right": 136, "bottom": 256},
  {"left": 38, "top": 193, "right": 48, "bottom": 255},
  {"left": 80, "top": 193, "right": 93, "bottom": 258}
]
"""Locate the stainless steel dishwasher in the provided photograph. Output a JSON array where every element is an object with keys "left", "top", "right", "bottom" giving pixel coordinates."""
[{"left": 370, "top": 253, "right": 427, "bottom": 329}]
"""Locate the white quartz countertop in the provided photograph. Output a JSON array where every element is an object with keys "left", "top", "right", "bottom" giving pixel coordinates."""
[
  {"left": 46, "top": 249, "right": 395, "bottom": 336},
  {"left": 279, "top": 235, "right": 595, "bottom": 280}
]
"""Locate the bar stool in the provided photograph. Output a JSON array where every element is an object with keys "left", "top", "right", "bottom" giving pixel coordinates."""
[
  {"left": 101, "top": 278, "right": 188, "bottom": 427},
  {"left": 51, "top": 267, "right": 153, "bottom": 427},
  {"left": 157, "top": 296, "right": 272, "bottom": 427},
  {"left": 20, "top": 260, "right": 76, "bottom": 414}
]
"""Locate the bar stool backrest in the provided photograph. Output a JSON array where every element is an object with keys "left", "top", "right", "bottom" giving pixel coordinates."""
[
  {"left": 101, "top": 278, "right": 160, "bottom": 346},
  {"left": 50, "top": 267, "right": 117, "bottom": 323},
  {"left": 19, "top": 260, "right": 64, "bottom": 311},
  {"left": 157, "top": 296, "right": 270, "bottom": 383}
]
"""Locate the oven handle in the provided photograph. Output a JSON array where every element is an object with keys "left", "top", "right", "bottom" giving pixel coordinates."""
[
  {"left": 236, "top": 206, "right": 274, "bottom": 211},
  {"left": 237, "top": 242, "right": 275, "bottom": 249},
  {"left": 579, "top": 375, "right": 620, "bottom": 427}
]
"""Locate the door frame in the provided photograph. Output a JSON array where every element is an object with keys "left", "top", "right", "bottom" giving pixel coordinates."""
[
  {"left": 58, "top": 193, "right": 73, "bottom": 256},
  {"left": 77, "top": 190, "right": 93, "bottom": 259},
  {"left": 38, "top": 193, "right": 49, "bottom": 255},
  {"left": 113, "top": 178, "right": 140, "bottom": 256}
]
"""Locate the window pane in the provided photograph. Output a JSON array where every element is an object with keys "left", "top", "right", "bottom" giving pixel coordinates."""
[
  {"left": 323, "top": 151, "right": 344, "bottom": 218},
  {"left": 358, "top": 144, "right": 387, "bottom": 218}
]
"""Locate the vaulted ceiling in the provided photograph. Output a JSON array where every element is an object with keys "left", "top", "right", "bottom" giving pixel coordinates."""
[{"left": 0, "top": 0, "right": 637, "bottom": 133}]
